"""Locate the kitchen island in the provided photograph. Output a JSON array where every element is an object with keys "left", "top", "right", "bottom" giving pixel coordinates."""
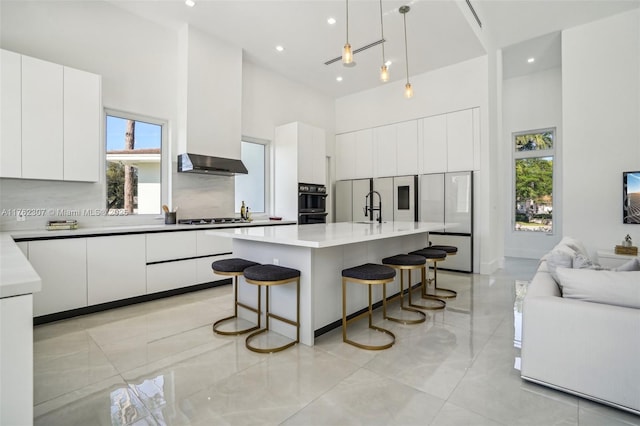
[{"left": 206, "top": 221, "right": 448, "bottom": 346}]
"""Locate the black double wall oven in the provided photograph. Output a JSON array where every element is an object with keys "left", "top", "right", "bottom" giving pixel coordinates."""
[{"left": 298, "top": 183, "right": 327, "bottom": 225}]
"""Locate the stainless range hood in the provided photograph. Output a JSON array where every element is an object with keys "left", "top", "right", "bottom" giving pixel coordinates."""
[{"left": 178, "top": 153, "right": 248, "bottom": 176}]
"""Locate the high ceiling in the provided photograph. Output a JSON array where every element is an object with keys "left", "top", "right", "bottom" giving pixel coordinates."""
[{"left": 111, "top": 0, "right": 640, "bottom": 98}]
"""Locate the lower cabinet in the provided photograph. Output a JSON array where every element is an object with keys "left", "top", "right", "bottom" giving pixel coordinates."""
[
  {"left": 29, "top": 238, "right": 87, "bottom": 316},
  {"left": 87, "top": 235, "right": 146, "bottom": 305},
  {"left": 196, "top": 254, "right": 234, "bottom": 284},
  {"left": 146, "top": 259, "right": 197, "bottom": 294}
]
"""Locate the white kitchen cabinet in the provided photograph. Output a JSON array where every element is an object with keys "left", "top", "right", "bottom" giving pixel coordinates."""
[
  {"left": 63, "top": 66, "right": 101, "bottom": 182},
  {"left": 297, "top": 123, "right": 326, "bottom": 185},
  {"left": 420, "top": 114, "right": 447, "bottom": 174},
  {"left": 146, "top": 231, "right": 197, "bottom": 263},
  {"left": 196, "top": 255, "right": 234, "bottom": 284},
  {"left": 87, "top": 235, "right": 146, "bottom": 305},
  {"left": 21, "top": 55, "right": 64, "bottom": 180},
  {"left": 195, "top": 230, "right": 234, "bottom": 283},
  {"left": 335, "top": 132, "right": 356, "bottom": 181},
  {"left": 29, "top": 238, "right": 87, "bottom": 316},
  {"left": 373, "top": 124, "right": 397, "bottom": 178},
  {"left": 473, "top": 107, "right": 481, "bottom": 171},
  {"left": 396, "top": 121, "right": 419, "bottom": 176},
  {"left": 446, "top": 109, "right": 474, "bottom": 172},
  {"left": 0, "top": 49, "right": 22, "bottom": 178},
  {"left": 354, "top": 129, "right": 374, "bottom": 179},
  {"left": 147, "top": 259, "right": 197, "bottom": 294},
  {"left": 1, "top": 51, "right": 101, "bottom": 181}
]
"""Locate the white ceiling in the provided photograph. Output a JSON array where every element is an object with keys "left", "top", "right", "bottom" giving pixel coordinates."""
[{"left": 110, "top": 0, "right": 640, "bottom": 98}]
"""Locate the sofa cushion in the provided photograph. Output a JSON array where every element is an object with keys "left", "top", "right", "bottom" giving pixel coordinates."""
[
  {"left": 557, "top": 268, "right": 640, "bottom": 309},
  {"left": 614, "top": 258, "right": 640, "bottom": 271},
  {"left": 546, "top": 248, "right": 575, "bottom": 284},
  {"left": 558, "top": 236, "right": 590, "bottom": 259}
]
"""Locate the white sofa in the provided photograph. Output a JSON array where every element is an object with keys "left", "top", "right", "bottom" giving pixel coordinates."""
[{"left": 521, "top": 239, "right": 640, "bottom": 415}]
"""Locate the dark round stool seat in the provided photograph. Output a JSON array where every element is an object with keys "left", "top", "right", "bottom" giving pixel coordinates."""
[
  {"left": 342, "top": 263, "right": 396, "bottom": 281},
  {"left": 429, "top": 245, "right": 458, "bottom": 254},
  {"left": 212, "top": 258, "right": 260, "bottom": 273},
  {"left": 409, "top": 248, "right": 447, "bottom": 260},
  {"left": 244, "top": 264, "right": 300, "bottom": 282},
  {"left": 382, "top": 254, "right": 426, "bottom": 266}
]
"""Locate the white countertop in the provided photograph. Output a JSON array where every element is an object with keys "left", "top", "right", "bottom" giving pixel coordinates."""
[
  {"left": 0, "top": 233, "right": 41, "bottom": 298},
  {"left": 206, "top": 221, "right": 450, "bottom": 248},
  {"left": 7, "top": 219, "right": 295, "bottom": 240}
]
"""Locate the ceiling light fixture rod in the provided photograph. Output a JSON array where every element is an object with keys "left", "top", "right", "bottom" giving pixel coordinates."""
[
  {"left": 379, "top": 0, "right": 389, "bottom": 82},
  {"left": 465, "top": 0, "right": 482, "bottom": 28},
  {"left": 400, "top": 5, "right": 413, "bottom": 98},
  {"left": 325, "top": 39, "right": 386, "bottom": 65}
]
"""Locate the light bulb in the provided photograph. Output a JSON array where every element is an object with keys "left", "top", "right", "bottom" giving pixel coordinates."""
[
  {"left": 404, "top": 82, "right": 413, "bottom": 99},
  {"left": 342, "top": 43, "right": 353, "bottom": 64},
  {"left": 380, "top": 64, "right": 389, "bottom": 82}
]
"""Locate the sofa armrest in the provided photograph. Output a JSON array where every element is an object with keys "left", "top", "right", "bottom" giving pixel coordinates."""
[{"left": 522, "top": 295, "right": 640, "bottom": 413}]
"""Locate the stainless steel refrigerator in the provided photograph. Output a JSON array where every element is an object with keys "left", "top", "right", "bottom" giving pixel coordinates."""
[{"left": 419, "top": 171, "right": 473, "bottom": 272}]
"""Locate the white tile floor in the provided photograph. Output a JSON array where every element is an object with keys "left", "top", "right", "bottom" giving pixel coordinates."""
[{"left": 33, "top": 258, "right": 640, "bottom": 426}]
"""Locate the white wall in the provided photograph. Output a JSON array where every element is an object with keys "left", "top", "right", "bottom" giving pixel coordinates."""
[
  {"left": 562, "top": 9, "right": 640, "bottom": 256},
  {"left": 503, "top": 67, "right": 563, "bottom": 258}
]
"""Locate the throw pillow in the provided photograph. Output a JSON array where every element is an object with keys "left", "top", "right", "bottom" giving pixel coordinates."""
[
  {"left": 614, "top": 258, "right": 640, "bottom": 271},
  {"left": 573, "top": 253, "right": 603, "bottom": 270},
  {"left": 557, "top": 268, "right": 640, "bottom": 309},
  {"left": 546, "top": 249, "right": 574, "bottom": 284},
  {"left": 558, "top": 236, "right": 590, "bottom": 259}
]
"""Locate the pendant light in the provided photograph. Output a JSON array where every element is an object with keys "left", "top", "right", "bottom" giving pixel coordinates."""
[
  {"left": 399, "top": 5, "right": 413, "bottom": 98},
  {"left": 379, "top": 0, "right": 389, "bottom": 82},
  {"left": 342, "top": 0, "right": 353, "bottom": 65}
]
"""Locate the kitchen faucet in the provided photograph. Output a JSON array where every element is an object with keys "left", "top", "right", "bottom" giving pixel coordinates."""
[{"left": 364, "top": 190, "right": 382, "bottom": 223}]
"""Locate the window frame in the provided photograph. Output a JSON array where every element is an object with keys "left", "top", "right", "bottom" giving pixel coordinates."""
[
  {"left": 512, "top": 127, "right": 556, "bottom": 234},
  {"left": 104, "top": 108, "right": 169, "bottom": 216},
  {"left": 235, "top": 136, "right": 271, "bottom": 217}
]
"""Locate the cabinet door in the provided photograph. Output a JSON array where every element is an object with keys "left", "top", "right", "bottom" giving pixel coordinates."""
[
  {"left": 196, "top": 231, "right": 233, "bottom": 256},
  {"left": 373, "top": 124, "right": 397, "bottom": 178},
  {"left": 335, "top": 180, "right": 353, "bottom": 222},
  {"left": 147, "top": 259, "right": 197, "bottom": 294},
  {"left": 352, "top": 178, "right": 371, "bottom": 222},
  {"left": 297, "top": 123, "right": 313, "bottom": 184},
  {"left": 420, "top": 115, "right": 447, "bottom": 174},
  {"left": 29, "top": 239, "right": 87, "bottom": 316},
  {"left": 1, "top": 50, "right": 22, "bottom": 178},
  {"left": 87, "top": 235, "right": 146, "bottom": 305},
  {"left": 311, "top": 125, "right": 326, "bottom": 184},
  {"left": 446, "top": 109, "right": 474, "bottom": 172},
  {"left": 335, "top": 132, "right": 356, "bottom": 181},
  {"left": 196, "top": 254, "right": 234, "bottom": 284},
  {"left": 21, "top": 55, "right": 63, "bottom": 180},
  {"left": 354, "top": 129, "right": 373, "bottom": 179},
  {"left": 63, "top": 67, "right": 101, "bottom": 182},
  {"left": 146, "top": 231, "right": 197, "bottom": 263},
  {"left": 396, "top": 121, "right": 418, "bottom": 175}
]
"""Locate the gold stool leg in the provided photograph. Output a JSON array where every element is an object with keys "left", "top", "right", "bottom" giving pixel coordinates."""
[
  {"left": 213, "top": 274, "right": 261, "bottom": 336},
  {"left": 383, "top": 268, "right": 426, "bottom": 324},
  {"left": 426, "top": 260, "right": 457, "bottom": 299},
  {"left": 408, "top": 266, "right": 446, "bottom": 310}
]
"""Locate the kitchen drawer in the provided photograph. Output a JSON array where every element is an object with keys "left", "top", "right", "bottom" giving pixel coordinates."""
[
  {"left": 147, "top": 260, "right": 197, "bottom": 294},
  {"left": 196, "top": 231, "right": 232, "bottom": 256},
  {"left": 196, "top": 254, "right": 234, "bottom": 284},
  {"left": 146, "top": 231, "right": 197, "bottom": 263}
]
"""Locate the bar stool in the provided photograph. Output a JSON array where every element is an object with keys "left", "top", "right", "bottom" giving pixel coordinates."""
[
  {"left": 243, "top": 264, "right": 300, "bottom": 353},
  {"left": 342, "top": 263, "right": 396, "bottom": 350},
  {"left": 211, "top": 258, "right": 261, "bottom": 336},
  {"left": 409, "top": 247, "right": 455, "bottom": 301},
  {"left": 428, "top": 244, "right": 459, "bottom": 299},
  {"left": 381, "top": 254, "right": 427, "bottom": 324}
]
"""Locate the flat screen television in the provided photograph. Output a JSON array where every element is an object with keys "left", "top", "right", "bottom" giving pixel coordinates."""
[{"left": 623, "top": 171, "right": 640, "bottom": 224}]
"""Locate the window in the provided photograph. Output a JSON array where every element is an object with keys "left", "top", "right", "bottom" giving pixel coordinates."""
[
  {"left": 235, "top": 139, "right": 268, "bottom": 215},
  {"left": 513, "top": 129, "right": 555, "bottom": 233},
  {"left": 106, "top": 112, "right": 164, "bottom": 215}
]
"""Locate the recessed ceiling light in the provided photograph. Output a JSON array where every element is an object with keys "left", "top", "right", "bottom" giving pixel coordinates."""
[
  {"left": 185, "top": 0, "right": 195, "bottom": 7},
  {"left": 527, "top": 57, "right": 535, "bottom": 63},
  {"left": 275, "top": 45, "right": 285, "bottom": 52},
  {"left": 327, "top": 17, "right": 337, "bottom": 25},
  {"left": 336, "top": 76, "right": 343, "bottom": 82}
]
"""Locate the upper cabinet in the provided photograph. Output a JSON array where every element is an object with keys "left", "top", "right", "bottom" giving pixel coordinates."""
[
  {"left": 395, "top": 120, "right": 418, "bottom": 176},
  {"left": 335, "top": 129, "right": 373, "bottom": 181},
  {"left": 0, "top": 49, "right": 102, "bottom": 182},
  {"left": 297, "top": 123, "right": 326, "bottom": 185},
  {"left": 373, "top": 124, "right": 397, "bottom": 178},
  {"left": 419, "top": 108, "right": 480, "bottom": 174}
]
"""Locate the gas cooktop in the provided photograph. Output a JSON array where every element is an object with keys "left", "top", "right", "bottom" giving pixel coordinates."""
[{"left": 178, "top": 218, "right": 248, "bottom": 225}]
